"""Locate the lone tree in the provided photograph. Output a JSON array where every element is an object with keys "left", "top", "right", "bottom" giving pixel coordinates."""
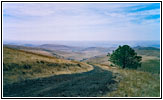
[{"left": 109, "top": 45, "right": 142, "bottom": 69}]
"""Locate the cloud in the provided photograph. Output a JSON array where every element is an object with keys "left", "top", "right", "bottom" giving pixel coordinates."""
[{"left": 3, "top": 3, "right": 160, "bottom": 41}]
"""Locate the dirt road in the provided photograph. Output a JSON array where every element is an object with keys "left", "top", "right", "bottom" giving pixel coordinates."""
[{"left": 3, "top": 65, "right": 117, "bottom": 97}]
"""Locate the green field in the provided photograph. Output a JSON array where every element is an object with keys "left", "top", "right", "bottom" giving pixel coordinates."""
[{"left": 139, "top": 59, "right": 160, "bottom": 74}]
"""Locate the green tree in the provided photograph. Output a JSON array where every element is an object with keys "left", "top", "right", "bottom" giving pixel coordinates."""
[{"left": 109, "top": 45, "right": 142, "bottom": 69}]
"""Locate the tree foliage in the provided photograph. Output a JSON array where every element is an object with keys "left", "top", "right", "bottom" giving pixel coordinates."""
[{"left": 109, "top": 45, "right": 142, "bottom": 69}]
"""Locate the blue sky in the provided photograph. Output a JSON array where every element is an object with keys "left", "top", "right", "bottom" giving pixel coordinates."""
[{"left": 3, "top": 3, "right": 160, "bottom": 41}]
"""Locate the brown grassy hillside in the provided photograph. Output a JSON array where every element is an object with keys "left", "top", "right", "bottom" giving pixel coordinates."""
[{"left": 3, "top": 47, "right": 93, "bottom": 85}]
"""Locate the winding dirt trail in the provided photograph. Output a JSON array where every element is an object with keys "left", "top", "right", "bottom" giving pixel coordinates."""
[{"left": 3, "top": 65, "right": 117, "bottom": 97}]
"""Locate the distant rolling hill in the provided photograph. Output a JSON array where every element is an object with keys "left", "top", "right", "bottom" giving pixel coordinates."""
[
  {"left": 39, "top": 44, "right": 114, "bottom": 53},
  {"left": 134, "top": 46, "right": 160, "bottom": 57},
  {"left": 4, "top": 44, "right": 114, "bottom": 61},
  {"left": 134, "top": 46, "right": 160, "bottom": 51},
  {"left": 4, "top": 44, "right": 159, "bottom": 63},
  {"left": 37, "top": 44, "right": 114, "bottom": 61},
  {"left": 3, "top": 47, "right": 93, "bottom": 85},
  {"left": 38, "top": 44, "right": 84, "bottom": 52},
  {"left": 81, "top": 47, "right": 113, "bottom": 52},
  {"left": 4, "top": 44, "right": 65, "bottom": 59}
]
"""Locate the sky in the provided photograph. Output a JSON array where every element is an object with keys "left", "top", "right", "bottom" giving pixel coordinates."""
[{"left": 3, "top": 3, "right": 160, "bottom": 41}]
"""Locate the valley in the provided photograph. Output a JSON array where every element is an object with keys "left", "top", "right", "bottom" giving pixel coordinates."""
[{"left": 3, "top": 43, "right": 160, "bottom": 97}]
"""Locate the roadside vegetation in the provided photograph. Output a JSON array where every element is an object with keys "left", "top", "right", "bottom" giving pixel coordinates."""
[
  {"left": 138, "top": 59, "right": 160, "bottom": 74},
  {"left": 94, "top": 64, "right": 160, "bottom": 97}
]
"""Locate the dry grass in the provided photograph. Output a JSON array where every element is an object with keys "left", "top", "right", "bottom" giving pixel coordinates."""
[
  {"left": 95, "top": 64, "right": 160, "bottom": 97},
  {"left": 83, "top": 55, "right": 111, "bottom": 65},
  {"left": 3, "top": 47, "right": 93, "bottom": 85},
  {"left": 22, "top": 49, "right": 54, "bottom": 57},
  {"left": 141, "top": 55, "right": 159, "bottom": 62},
  {"left": 51, "top": 50, "right": 107, "bottom": 61}
]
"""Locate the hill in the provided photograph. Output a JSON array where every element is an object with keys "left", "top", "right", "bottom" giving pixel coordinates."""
[
  {"left": 81, "top": 47, "right": 112, "bottom": 52},
  {"left": 82, "top": 54, "right": 110, "bottom": 65},
  {"left": 134, "top": 46, "right": 160, "bottom": 50},
  {"left": 3, "top": 47, "right": 93, "bottom": 85},
  {"left": 4, "top": 44, "right": 64, "bottom": 59},
  {"left": 134, "top": 46, "right": 160, "bottom": 57},
  {"left": 4, "top": 44, "right": 114, "bottom": 61},
  {"left": 3, "top": 45, "right": 160, "bottom": 97},
  {"left": 96, "top": 64, "right": 160, "bottom": 97},
  {"left": 38, "top": 44, "right": 83, "bottom": 52}
]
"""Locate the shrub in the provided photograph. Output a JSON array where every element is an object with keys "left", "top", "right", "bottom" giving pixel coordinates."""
[
  {"left": 110, "top": 64, "right": 113, "bottom": 67},
  {"left": 23, "top": 64, "right": 32, "bottom": 69},
  {"left": 77, "top": 64, "right": 81, "bottom": 67},
  {"left": 40, "top": 61, "right": 44, "bottom": 64}
]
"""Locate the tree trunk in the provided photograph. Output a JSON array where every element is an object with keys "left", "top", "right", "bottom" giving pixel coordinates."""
[
  {"left": 122, "top": 65, "right": 125, "bottom": 69},
  {"left": 123, "top": 58, "right": 126, "bottom": 69}
]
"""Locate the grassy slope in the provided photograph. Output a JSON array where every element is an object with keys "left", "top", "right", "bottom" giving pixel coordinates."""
[
  {"left": 96, "top": 64, "right": 160, "bottom": 97},
  {"left": 4, "top": 45, "right": 64, "bottom": 58},
  {"left": 135, "top": 47, "right": 160, "bottom": 57},
  {"left": 3, "top": 47, "right": 93, "bottom": 85},
  {"left": 138, "top": 59, "right": 160, "bottom": 74},
  {"left": 82, "top": 55, "right": 110, "bottom": 65},
  {"left": 84, "top": 48, "right": 160, "bottom": 97}
]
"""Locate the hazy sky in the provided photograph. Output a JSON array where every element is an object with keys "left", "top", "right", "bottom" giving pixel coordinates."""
[{"left": 3, "top": 3, "right": 160, "bottom": 41}]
